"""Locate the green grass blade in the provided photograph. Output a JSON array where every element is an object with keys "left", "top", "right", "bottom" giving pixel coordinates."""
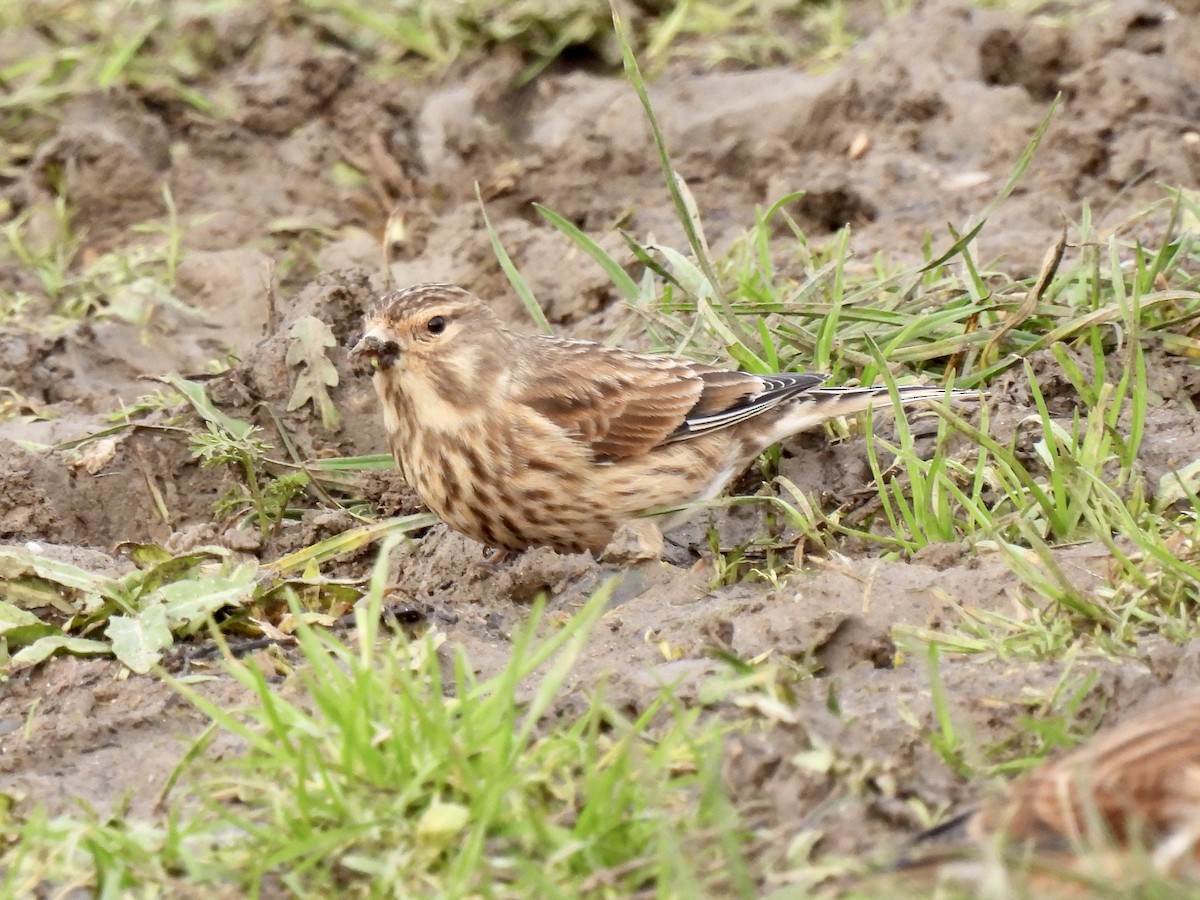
[
  {"left": 476, "top": 184, "right": 552, "bottom": 334},
  {"left": 534, "top": 203, "right": 640, "bottom": 300}
]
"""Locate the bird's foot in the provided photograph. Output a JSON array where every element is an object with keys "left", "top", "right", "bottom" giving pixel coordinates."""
[{"left": 473, "top": 547, "right": 520, "bottom": 577}]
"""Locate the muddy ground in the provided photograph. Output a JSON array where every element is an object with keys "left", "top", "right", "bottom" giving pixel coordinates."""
[{"left": 2, "top": 0, "right": 1200, "bottom": 885}]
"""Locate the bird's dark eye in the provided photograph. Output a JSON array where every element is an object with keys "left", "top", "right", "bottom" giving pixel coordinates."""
[{"left": 427, "top": 316, "right": 446, "bottom": 335}]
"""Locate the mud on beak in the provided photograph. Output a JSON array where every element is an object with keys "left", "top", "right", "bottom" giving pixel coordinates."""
[{"left": 349, "top": 330, "right": 401, "bottom": 371}]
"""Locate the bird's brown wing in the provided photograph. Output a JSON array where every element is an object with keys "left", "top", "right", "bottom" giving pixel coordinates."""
[{"left": 514, "top": 338, "right": 824, "bottom": 460}]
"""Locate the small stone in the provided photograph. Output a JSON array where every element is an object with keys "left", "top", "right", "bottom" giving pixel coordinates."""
[{"left": 600, "top": 519, "right": 664, "bottom": 564}]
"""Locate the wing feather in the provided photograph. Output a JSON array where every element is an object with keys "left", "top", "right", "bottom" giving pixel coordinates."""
[
  {"left": 515, "top": 338, "right": 705, "bottom": 459},
  {"left": 667, "top": 370, "right": 827, "bottom": 440},
  {"left": 513, "top": 337, "right": 825, "bottom": 460}
]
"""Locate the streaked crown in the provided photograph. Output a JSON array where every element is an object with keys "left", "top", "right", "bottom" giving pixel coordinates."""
[{"left": 369, "top": 283, "right": 504, "bottom": 333}]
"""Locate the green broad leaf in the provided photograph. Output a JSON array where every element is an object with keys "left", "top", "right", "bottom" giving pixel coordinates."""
[
  {"left": 157, "top": 569, "right": 257, "bottom": 629},
  {"left": 286, "top": 316, "right": 343, "bottom": 431},
  {"left": 0, "top": 601, "right": 57, "bottom": 648},
  {"left": 0, "top": 601, "right": 43, "bottom": 632},
  {"left": 0, "top": 548, "right": 120, "bottom": 597},
  {"left": 107, "top": 605, "right": 173, "bottom": 674},
  {"left": 9, "top": 634, "right": 110, "bottom": 670},
  {"left": 0, "top": 576, "right": 69, "bottom": 610},
  {"left": 114, "top": 542, "right": 176, "bottom": 568},
  {"left": 116, "top": 546, "right": 230, "bottom": 599}
]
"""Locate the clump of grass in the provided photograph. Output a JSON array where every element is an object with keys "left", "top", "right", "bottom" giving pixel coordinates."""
[
  {"left": 899, "top": 642, "right": 1104, "bottom": 781},
  {"left": 173, "top": 569, "right": 750, "bottom": 895},
  {"left": 1, "top": 188, "right": 188, "bottom": 328},
  {"left": 1, "top": 553, "right": 754, "bottom": 897},
  {"left": 0, "top": 0, "right": 223, "bottom": 147},
  {"left": 0, "top": 0, "right": 846, "bottom": 139},
  {"left": 301, "top": 0, "right": 842, "bottom": 80}
]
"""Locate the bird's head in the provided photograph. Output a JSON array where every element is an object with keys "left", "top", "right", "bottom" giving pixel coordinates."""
[{"left": 351, "top": 283, "right": 514, "bottom": 406}]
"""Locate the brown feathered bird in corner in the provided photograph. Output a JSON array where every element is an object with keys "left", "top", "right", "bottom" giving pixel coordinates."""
[
  {"left": 350, "top": 283, "right": 965, "bottom": 555},
  {"left": 894, "top": 690, "right": 1200, "bottom": 891},
  {"left": 970, "top": 691, "right": 1200, "bottom": 870}
]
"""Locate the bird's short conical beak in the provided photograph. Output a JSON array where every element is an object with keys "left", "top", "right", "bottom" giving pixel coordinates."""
[{"left": 349, "top": 330, "right": 400, "bottom": 370}]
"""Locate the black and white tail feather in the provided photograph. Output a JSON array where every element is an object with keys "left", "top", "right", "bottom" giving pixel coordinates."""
[{"left": 671, "top": 372, "right": 964, "bottom": 448}]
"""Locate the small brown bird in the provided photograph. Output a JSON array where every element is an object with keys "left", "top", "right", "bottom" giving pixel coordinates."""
[
  {"left": 898, "top": 691, "right": 1200, "bottom": 889},
  {"left": 351, "top": 283, "right": 961, "bottom": 554},
  {"left": 967, "top": 691, "right": 1200, "bottom": 871}
]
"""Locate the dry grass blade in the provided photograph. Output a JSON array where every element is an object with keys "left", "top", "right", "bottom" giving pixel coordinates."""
[{"left": 982, "top": 229, "right": 1067, "bottom": 366}]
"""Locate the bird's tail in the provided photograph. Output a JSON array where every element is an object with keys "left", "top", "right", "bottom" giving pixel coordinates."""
[
  {"left": 768, "top": 383, "right": 974, "bottom": 445},
  {"left": 808, "top": 383, "right": 967, "bottom": 414}
]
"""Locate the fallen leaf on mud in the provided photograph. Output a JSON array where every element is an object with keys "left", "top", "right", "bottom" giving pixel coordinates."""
[
  {"left": 249, "top": 646, "right": 291, "bottom": 679},
  {"left": 601, "top": 518, "right": 664, "bottom": 563},
  {"left": 255, "top": 616, "right": 292, "bottom": 640},
  {"left": 1156, "top": 458, "right": 1200, "bottom": 511},
  {"left": 1159, "top": 332, "right": 1200, "bottom": 358},
  {"left": 286, "top": 315, "right": 342, "bottom": 431},
  {"left": 69, "top": 436, "right": 119, "bottom": 475},
  {"left": 106, "top": 605, "right": 173, "bottom": 673},
  {"left": 275, "top": 611, "right": 338, "bottom": 634}
]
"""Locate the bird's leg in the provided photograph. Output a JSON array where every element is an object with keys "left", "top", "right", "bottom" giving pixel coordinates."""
[
  {"left": 486, "top": 547, "right": 517, "bottom": 566},
  {"left": 473, "top": 547, "right": 519, "bottom": 577}
]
